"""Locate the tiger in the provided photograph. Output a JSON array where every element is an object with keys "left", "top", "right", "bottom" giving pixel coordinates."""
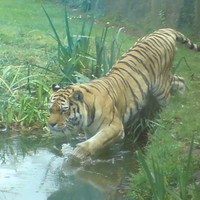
[{"left": 48, "top": 28, "right": 200, "bottom": 159}]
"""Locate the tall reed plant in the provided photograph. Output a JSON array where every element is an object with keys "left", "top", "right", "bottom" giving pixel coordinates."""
[
  {"left": 93, "top": 24, "right": 122, "bottom": 77},
  {"left": 43, "top": 6, "right": 95, "bottom": 85},
  {"left": 43, "top": 5, "right": 122, "bottom": 84}
]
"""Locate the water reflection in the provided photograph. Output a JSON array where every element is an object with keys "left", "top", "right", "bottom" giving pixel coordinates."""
[{"left": 0, "top": 132, "right": 139, "bottom": 200}]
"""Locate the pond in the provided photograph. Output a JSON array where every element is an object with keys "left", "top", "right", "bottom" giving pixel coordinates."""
[{"left": 0, "top": 131, "right": 140, "bottom": 200}]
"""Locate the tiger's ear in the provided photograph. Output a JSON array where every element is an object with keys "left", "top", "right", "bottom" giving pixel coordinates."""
[
  {"left": 52, "top": 84, "right": 61, "bottom": 92},
  {"left": 72, "top": 90, "right": 83, "bottom": 102}
]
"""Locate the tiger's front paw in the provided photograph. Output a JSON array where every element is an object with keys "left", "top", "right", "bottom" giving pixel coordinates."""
[{"left": 73, "top": 141, "right": 92, "bottom": 159}]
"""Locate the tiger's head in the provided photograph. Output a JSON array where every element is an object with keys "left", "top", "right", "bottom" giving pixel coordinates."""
[{"left": 48, "top": 84, "right": 84, "bottom": 136}]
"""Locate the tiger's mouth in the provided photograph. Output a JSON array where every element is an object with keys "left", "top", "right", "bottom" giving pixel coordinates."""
[{"left": 48, "top": 124, "right": 72, "bottom": 137}]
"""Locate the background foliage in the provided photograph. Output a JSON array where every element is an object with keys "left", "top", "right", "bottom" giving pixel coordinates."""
[{"left": 80, "top": 0, "right": 200, "bottom": 37}]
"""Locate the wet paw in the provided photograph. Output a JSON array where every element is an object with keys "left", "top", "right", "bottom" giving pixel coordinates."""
[{"left": 73, "top": 141, "right": 92, "bottom": 159}]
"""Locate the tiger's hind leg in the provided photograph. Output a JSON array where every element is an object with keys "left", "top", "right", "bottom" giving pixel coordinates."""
[
  {"left": 151, "top": 82, "right": 171, "bottom": 106},
  {"left": 171, "top": 75, "right": 186, "bottom": 95},
  {"left": 152, "top": 75, "right": 186, "bottom": 107}
]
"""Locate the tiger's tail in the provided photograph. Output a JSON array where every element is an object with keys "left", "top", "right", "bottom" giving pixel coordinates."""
[{"left": 174, "top": 30, "right": 200, "bottom": 51}]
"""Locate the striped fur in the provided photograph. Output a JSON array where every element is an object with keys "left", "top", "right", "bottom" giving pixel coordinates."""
[{"left": 48, "top": 28, "right": 200, "bottom": 158}]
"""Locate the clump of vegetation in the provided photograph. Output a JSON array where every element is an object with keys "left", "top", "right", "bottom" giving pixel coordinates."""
[
  {"left": 43, "top": 5, "right": 122, "bottom": 85},
  {"left": 0, "top": 65, "right": 50, "bottom": 129}
]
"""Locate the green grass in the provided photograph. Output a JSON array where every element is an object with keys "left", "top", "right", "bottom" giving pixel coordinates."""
[{"left": 134, "top": 136, "right": 196, "bottom": 200}]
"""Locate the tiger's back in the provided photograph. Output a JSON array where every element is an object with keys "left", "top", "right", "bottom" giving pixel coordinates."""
[{"left": 48, "top": 28, "right": 200, "bottom": 159}]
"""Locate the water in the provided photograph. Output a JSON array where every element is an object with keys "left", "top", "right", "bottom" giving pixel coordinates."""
[{"left": 0, "top": 132, "right": 139, "bottom": 200}]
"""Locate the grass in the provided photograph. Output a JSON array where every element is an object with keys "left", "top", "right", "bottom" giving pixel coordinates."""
[{"left": 134, "top": 136, "right": 195, "bottom": 200}]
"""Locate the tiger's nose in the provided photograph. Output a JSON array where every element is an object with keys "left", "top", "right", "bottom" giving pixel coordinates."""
[{"left": 49, "top": 123, "right": 57, "bottom": 128}]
